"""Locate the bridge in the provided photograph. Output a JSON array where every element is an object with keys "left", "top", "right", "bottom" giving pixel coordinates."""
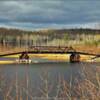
[{"left": 0, "top": 46, "right": 100, "bottom": 63}]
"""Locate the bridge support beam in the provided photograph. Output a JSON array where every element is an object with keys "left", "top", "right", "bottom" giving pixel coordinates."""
[
  {"left": 19, "top": 52, "right": 29, "bottom": 60},
  {"left": 70, "top": 53, "right": 80, "bottom": 63}
]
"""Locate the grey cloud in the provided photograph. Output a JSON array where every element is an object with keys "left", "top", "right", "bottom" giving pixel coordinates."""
[{"left": 0, "top": 0, "right": 100, "bottom": 30}]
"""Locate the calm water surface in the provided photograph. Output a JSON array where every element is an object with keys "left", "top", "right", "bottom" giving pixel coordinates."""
[{"left": 0, "top": 58, "right": 99, "bottom": 99}]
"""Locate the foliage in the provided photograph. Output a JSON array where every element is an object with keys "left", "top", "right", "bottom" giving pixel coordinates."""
[{"left": 0, "top": 28, "right": 100, "bottom": 47}]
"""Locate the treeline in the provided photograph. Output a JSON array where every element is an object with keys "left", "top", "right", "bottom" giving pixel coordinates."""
[{"left": 0, "top": 28, "right": 100, "bottom": 47}]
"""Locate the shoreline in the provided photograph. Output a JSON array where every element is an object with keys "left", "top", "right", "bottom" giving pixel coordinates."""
[{"left": 0, "top": 54, "right": 99, "bottom": 64}]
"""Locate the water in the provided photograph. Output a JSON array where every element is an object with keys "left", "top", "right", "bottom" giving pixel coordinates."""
[{"left": 0, "top": 57, "right": 99, "bottom": 99}]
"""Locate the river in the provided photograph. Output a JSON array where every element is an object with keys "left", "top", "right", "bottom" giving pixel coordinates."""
[{"left": 0, "top": 57, "right": 100, "bottom": 99}]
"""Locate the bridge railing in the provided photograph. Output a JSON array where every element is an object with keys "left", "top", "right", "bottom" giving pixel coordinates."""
[{"left": 29, "top": 46, "right": 75, "bottom": 52}]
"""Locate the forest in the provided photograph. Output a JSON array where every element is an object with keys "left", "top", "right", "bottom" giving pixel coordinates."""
[{"left": 0, "top": 28, "right": 100, "bottom": 48}]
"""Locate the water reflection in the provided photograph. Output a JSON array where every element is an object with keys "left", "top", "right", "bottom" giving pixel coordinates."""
[{"left": 0, "top": 62, "right": 99, "bottom": 99}]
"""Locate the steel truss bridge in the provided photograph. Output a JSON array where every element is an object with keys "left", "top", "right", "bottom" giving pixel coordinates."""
[{"left": 0, "top": 46, "right": 100, "bottom": 62}]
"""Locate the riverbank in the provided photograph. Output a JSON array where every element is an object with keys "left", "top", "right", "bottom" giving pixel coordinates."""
[
  {"left": 29, "top": 54, "right": 95, "bottom": 62},
  {"left": 0, "top": 60, "right": 14, "bottom": 64},
  {"left": 0, "top": 54, "right": 99, "bottom": 65}
]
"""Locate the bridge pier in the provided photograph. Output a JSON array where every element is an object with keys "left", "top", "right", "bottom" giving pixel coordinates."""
[
  {"left": 70, "top": 53, "right": 80, "bottom": 63},
  {"left": 19, "top": 52, "right": 30, "bottom": 63}
]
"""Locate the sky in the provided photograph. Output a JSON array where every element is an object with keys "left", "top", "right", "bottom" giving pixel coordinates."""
[{"left": 0, "top": 0, "right": 100, "bottom": 30}]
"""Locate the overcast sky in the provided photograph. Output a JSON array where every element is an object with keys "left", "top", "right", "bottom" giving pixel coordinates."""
[{"left": 0, "top": 0, "right": 100, "bottom": 30}]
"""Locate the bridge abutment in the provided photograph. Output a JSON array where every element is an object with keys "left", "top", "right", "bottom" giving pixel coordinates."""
[
  {"left": 70, "top": 53, "right": 80, "bottom": 63},
  {"left": 19, "top": 52, "right": 29, "bottom": 60}
]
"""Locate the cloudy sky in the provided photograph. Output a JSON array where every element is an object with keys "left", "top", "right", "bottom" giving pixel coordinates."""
[{"left": 0, "top": 0, "right": 100, "bottom": 30}]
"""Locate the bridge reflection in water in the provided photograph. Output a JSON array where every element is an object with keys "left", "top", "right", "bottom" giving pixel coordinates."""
[{"left": 0, "top": 46, "right": 100, "bottom": 63}]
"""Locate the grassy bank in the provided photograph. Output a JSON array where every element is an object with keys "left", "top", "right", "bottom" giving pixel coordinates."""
[{"left": 1, "top": 52, "right": 93, "bottom": 61}]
